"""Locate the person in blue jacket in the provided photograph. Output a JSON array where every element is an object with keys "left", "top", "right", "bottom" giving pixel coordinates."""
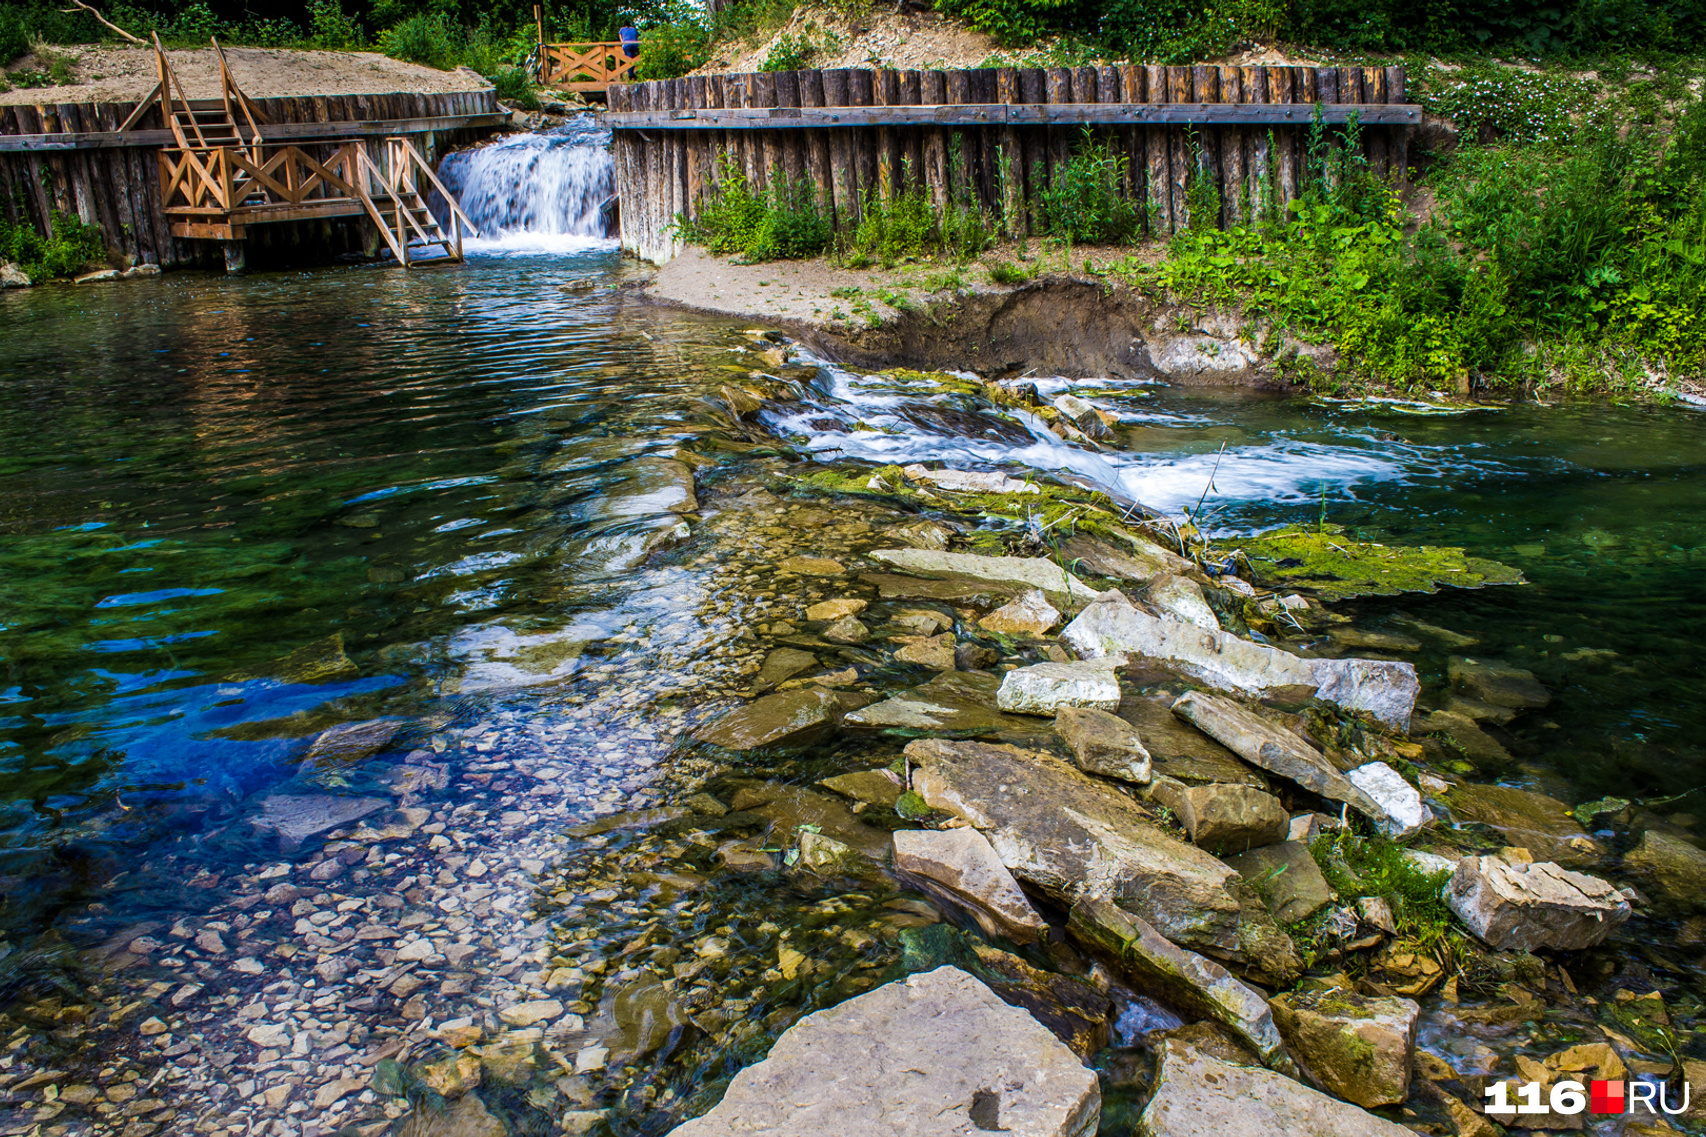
[{"left": 619, "top": 26, "right": 639, "bottom": 58}]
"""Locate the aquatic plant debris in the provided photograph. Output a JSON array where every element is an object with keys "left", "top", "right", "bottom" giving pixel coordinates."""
[{"left": 1231, "top": 526, "right": 1525, "bottom": 600}]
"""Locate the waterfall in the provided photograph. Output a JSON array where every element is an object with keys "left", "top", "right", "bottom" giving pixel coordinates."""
[{"left": 433, "top": 115, "right": 616, "bottom": 255}]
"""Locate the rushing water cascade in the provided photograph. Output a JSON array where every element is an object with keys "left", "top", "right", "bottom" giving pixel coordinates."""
[{"left": 434, "top": 116, "right": 616, "bottom": 254}]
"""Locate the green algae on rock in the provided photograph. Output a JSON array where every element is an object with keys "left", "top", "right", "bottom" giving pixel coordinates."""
[{"left": 1232, "top": 526, "right": 1525, "bottom": 601}]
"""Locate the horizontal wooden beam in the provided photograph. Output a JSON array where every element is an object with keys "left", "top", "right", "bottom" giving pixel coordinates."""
[
  {"left": 0, "top": 111, "right": 508, "bottom": 152},
  {"left": 607, "top": 102, "right": 1421, "bottom": 130}
]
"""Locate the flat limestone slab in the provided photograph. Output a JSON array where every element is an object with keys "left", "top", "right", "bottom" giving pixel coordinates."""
[
  {"left": 667, "top": 966, "right": 1099, "bottom": 1137},
  {"left": 869, "top": 549, "right": 1102, "bottom": 602},
  {"left": 1136, "top": 1039, "right": 1415, "bottom": 1137},
  {"left": 1063, "top": 592, "right": 1418, "bottom": 730}
]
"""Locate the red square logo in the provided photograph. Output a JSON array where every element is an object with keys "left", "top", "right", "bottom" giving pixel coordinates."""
[{"left": 1591, "top": 1080, "right": 1625, "bottom": 1114}]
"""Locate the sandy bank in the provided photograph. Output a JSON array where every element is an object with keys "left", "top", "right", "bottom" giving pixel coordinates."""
[{"left": 1, "top": 45, "right": 489, "bottom": 105}]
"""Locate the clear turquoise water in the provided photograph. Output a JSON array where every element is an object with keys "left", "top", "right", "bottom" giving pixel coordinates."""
[{"left": 2, "top": 251, "right": 1704, "bottom": 993}]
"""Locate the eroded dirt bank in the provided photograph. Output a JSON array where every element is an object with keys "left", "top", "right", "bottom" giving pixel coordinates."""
[{"left": 643, "top": 248, "right": 1333, "bottom": 388}]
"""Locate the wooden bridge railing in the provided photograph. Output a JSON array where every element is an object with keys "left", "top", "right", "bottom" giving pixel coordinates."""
[
  {"left": 533, "top": 41, "right": 639, "bottom": 91},
  {"left": 158, "top": 142, "right": 363, "bottom": 218}
]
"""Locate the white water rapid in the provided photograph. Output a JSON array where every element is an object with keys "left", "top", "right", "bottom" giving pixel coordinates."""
[{"left": 434, "top": 116, "right": 617, "bottom": 255}]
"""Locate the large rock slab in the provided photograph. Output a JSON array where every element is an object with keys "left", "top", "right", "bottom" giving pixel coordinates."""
[
  {"left": 1122, "top": 697, "right": 1266, "bottom": 788},
  {"left": 906, "top": 739, "right": 1298, "bottom": 979},
  {"left": 1136, "top": 1039, "right": 1417, "bottom": 1137},
  {"left": 980, "top": 589, "right": 1063, "bottom": 636},
  {"left": 1171, "top": 691, "right": 1385, "bottom": 816},
  {"left": 1269, "top": 988, "right": 1420, "bottom": 1108},
  {"left": 1069, "top": 899, "right": 1283, "bottom": 1065},
  {"left": 1064, "top": 592, "right": 1418, "bottom": 730},
  {"left": 251, "top": 794, "right": 389, "bottom": 850},
  {"left": 1150, "top": 780, "right": 1289, "bottom": 853},
  {"left": 894, "top": 828, "right": 1048, "bottom": 945},
  {"left": 1061, "top": 533, "right": 1195, "bottom": 584},
  {"left": 1445, "top": 783, "right": 1598, "bottom": 866},
  {"left": 997, "top": 661, "right": 1122, "bottom": 715},
  {"left": 1447, "top": 855, "right": 1631, "bottom": 951},
  {"left": 1448, "top": 656, "right": 1550, "bottom": 709},
  {"left": 1344, "top": 762, "right": 1429, "bottom": 839},
  {"left": 1224, "top": 842, "right": 1332, "bottom": 924},
  {"left": 869, "top": 549, "right": 1101, "bottom": 603},
  {"left": 844, "top": 672, "right": 1034, "bottom": 739},
  {"left": 666, "top": 966, "right": 1099, "bottom": 1137},
  {"left": 692, "top": 689, "right": 838, "bottom": 751},
  {"left": 1147, "top": 574, "right": 1218, "bottom": 630},
  {"left": 1054, "top": 707, "right": 1152, "bottom": 784},
  {"left": 302, "top": 719, "right": 405, "bottom": 770},
  {"left": 1624, "top": 830, "right": 1706, "bottom": 913}
]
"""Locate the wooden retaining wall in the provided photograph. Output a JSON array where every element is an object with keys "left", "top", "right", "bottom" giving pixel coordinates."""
[
  {"left": 608, "top": 65, "right": 1417, "bottom": 264},
  {"left": 0, "top": 89, "right": 503, "bottom": 269}
]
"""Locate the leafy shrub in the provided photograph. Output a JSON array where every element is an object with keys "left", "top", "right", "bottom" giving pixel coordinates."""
[
  {"left": 164, "top": 0, "right": 216, "bottom": 42},
  {"left": 377, "top": 12, "right": 458, "bottom": 69},
  {"left": 308, "top": 0, "right": 363, "bottom": 49},
  {"left": 0, "top": 7, "right": 28, "bottom": 65},
  {"left": 487, "top": 66, "right": 538, "bottom": 110},
  {"left": 634, "top": 17, "right": 710, "bottom": 81},
  {"left": 1040, "top": 131, "right": 1142, "bottom": 243},
  {"left": 675, "top": 157, "right": 832, "bottom": 261},
  {"left": 760, "top": 24, "right": 840, "bottom": 71},
  {"left": 847, "top": 181, "right": 937, "bottom": 264},
  {"left": 1, "top": 210, "right": 105, "bottom": 282}
]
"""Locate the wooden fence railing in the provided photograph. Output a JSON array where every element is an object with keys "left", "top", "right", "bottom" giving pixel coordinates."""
[
  {"left": 609, "top": 64, "right": 1419, "bottom": 264},
  {"left": 158, "top": 142, "right": 363, "bottom": 217},
  {"left": 535, "top": 41, "right": 640, "bottom": 91}
]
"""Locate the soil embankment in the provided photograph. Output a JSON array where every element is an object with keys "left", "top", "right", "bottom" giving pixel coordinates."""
[
  {"left": 645, "top": 247, "right": 1332, "bottom": 387},
  {"left": 0, "top": 45, "right": 490, "bottom": 105}
]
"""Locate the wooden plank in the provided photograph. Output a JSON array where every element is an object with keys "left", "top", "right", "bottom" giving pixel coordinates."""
[
  {"left": 1020, "top": 68, "right": 1047, "bottom": 234},
  {"left": 685, "top": 74, "right": 707, "bottom": 216},
  {"left": 799, "top": 69, "right": 833, "bottom": 221},
  {"left": 1099, "top": 65, "right": 1128, "bottom": 204},
  {"left": 1363, "top": 66, "right": 1388, "bottom": 179},
  {"left": 1269, "top": 67, "right": 1295, "bottom": 211},
  {"left": 1143, "top": 64, "right": 1169, "bottom": 234},
  {"left": 602, "top": 101, "right": 1422, "bottom": 129},
  {"left": 1045, "top": 67, "right": 1071, "bottom": 188},
  {"left": 1192, "top": 66, "right": 1220, "bottom": 228},
  {"left": 774, "top": 70, "right": 806, "bottom": 187},
  {"left": 1245, "top": 66, "right": 1270, "bottom": 222},
  {"left": 921, "top": 69, "right": 948, "bottom": 209},
  {"left": 849, "top": 69, "right": 876, "bottom": 216},
  {"left": 901, "top": 70, "right": 923, "bottom": 193},
  {"left": 1167, "top": 67, "right": 1192, "bottom": 230},
  {"left": 944, "top": 68, "right": 971, "bottom": 206},
  {"left": 996, "top": 68, "right": 1023, "bottom": 237},
  {"left": 1386, "top": 65, "right": 1408, "bottom": 184},
  {"left": 874, "top": 69, "right": 899, "bottom": 200},
  {"left": 1219, "top": 66, "right": 1244, "bottom": 226},
  {"left": 822, "top": 69, "right": 856, "bottom": 226},
  {"left": 753, "top": 72, "right": 779, "bottom": 191}
]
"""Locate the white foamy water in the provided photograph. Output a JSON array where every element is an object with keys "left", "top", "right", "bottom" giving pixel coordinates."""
[
  {"left": 768, "top": 353, "right": 1444, "bottom": 522},
  {"left": 434, "top": 117, "right": 617, "bottom": 255}
]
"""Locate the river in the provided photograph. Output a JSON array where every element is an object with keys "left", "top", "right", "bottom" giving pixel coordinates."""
[{"left": 1, "top": 136, "right": 1705, "bottom": 1136}]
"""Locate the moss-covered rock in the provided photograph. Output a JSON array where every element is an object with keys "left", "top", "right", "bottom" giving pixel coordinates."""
[
  {"left": 1232, "top": 526, "right": 1524, "bottom": 601},
  {"left": 1269, "top": 987, "right": 1420, "bottom": 1108}
]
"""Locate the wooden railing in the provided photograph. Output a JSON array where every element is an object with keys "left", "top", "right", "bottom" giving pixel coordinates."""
[
  {"left": 534, "top": 41, "right": 639, "bottom": 91},
  {"left": 354, "top": 136, "right": 478, "bottom": 265},
  {"left": 158, "top": 142, "right": 362, "bottom": 215}
]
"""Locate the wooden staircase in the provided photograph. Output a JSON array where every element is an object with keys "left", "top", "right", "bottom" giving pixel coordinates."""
[
  {"left": 353, "top": 137, "right": 477, "bottom": 266},
  {"left": 150, "top": 33, "right": 264, "bottom": 153}
]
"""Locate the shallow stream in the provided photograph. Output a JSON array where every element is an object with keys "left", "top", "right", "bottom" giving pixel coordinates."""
[{"left": 1, "top": 236, "right": 1705, "bottom": 1135}]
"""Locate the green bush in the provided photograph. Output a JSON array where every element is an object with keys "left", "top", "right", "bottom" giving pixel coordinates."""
[
  {"left": 1, "top": 210, "right": 105, "bottom": 282},
  {"left": 377, "top": 12, "right": 458, "bottom": 69},
  {"left": 1040, "top": 130, "right": 1142, "bottom": 243},
  {"left": 760, "top": 24, "right": 840, "bottom": 71},
  {"left": 308, "top": 0, "right": 363, "bottom": 49},
  {"left": 487, "top": 65, "right": 538, "bottom": 110},
  {"left": 0, "top": 7, "right": 28, "bottom": 64},
  {"left": 675, "top": 156, "right": 832, "bottom": 260},
  {"left": 1420, "top": 63, "right": 1595, "bottom": 146},
  {"left": 634, "top": 18, "right": 710, "bottom": 81}
]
